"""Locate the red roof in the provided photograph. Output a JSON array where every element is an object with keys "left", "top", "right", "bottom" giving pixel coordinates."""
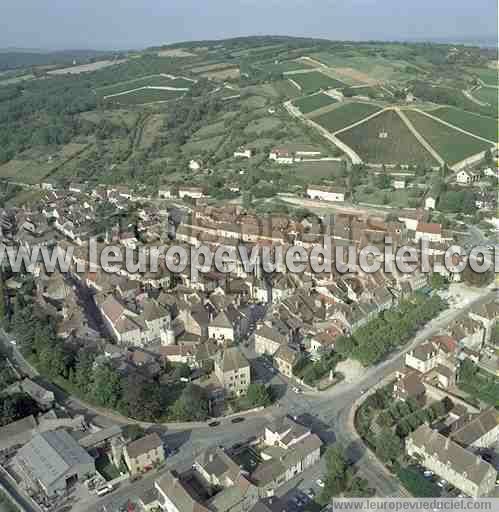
[{"left": 416, "top": 222, "right": 441, "bottom": 235}]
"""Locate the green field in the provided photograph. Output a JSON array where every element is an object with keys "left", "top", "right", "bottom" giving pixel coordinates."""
[
  {"left": 97, "top": 75, "right": 193, "bottom": 97},
  {"left": 293, "top": 93, "right": 337, "bottom": 114},
  {"left": 310, "top": 52, "right": 413, "bottom": 82},
  {"left": 314, "top": 102, "right": 382, "bottom": 133},
  {"left": 0, "top": 143, "right": 89, "bottom": 183},
  {"left": 468, "top": 67, "right": 498, "bottom": 86},
  {"left": 244, "top": 117, "right": 282, "bottom": 134},
  {"left": 291, "top": 71, "right": 346, "bottom": 93},
  {"left": 473, "top": 86, "right": 498, "bottom": 110},
  {"left": 338, "top": 110, "right": 437, "bottom": 166},
  {"left": 272, "top": 79, "right": 302, "bottom": 99},
  {"left": 430, "top": 107, "right": 497, "bottom": 141},
  {"left": 258, "top": 60, "right": 311, "bottom": 74},
  {"left": 292, "top": 160, "right": 345, "bottom": 183},
  {"left": 105, "top": 88, "right": 185, "bottom": 105},
  {"left": 405, "top": 110, "right": 493, "bottom": 165}
]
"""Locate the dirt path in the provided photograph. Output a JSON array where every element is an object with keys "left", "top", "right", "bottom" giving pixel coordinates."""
[
  {"left": 333, "top": 104, "right": 386, "bottom": 136},
  {"left": 395, "top": 107, "right": 445, "bottom": 166}
]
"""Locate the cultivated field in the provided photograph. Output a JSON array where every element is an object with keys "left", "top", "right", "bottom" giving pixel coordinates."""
[
  {"left": 271, "top": 79, "right": 302, "bottom": 99},
  {"left": 202, "top": 67, "right": 240, "bottom": 80},
  {"left": 292, "top": 160, "right": 345, "bottom": 183},
  {"left": 472, "top": 86, "right": 498, "bottom": 110},
  {"left": 404, "top": 110, "right": 493, "bottom": 165},
  {"left": 313, "top": 102, "right": 382, "bottom": 133},
  {"left": 429, "top": 107, "right": 497, "bottom": 141},
  {"left": 293, "top": 93, "right": 337, "bottom": 114},
  {"left": 257, "top": 60, "right": 312, "bottom": 74},
  {"left": 97, "top": 75, "right": 193, "bottom": 97},
  {"left": 467, "top": 67, "right": 498, "bottom": 86},
  {"left": 157, "top": 48, "right": 197, "bottom": 58},
  {"left": 290, "top": 71, "right": 346, "bottom": 93},
  {"left": 337, "top": 110, "right": 437, "bottom": 166},
  {"left": 104, "top": 88, "right": 185, "bottom": 105},
  {"left": 47, "top": 59, "right": 127, "bottom": 75}
]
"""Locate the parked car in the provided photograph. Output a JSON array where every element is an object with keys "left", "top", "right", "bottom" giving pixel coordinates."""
[
  {"left": 316, "top": 478, "right": 325, "bottom": 488},
  {"left": 208, "top": 421, "right": 220, "bottom": 427},
  {"left": 231, "top": 417, "right": 245, "bottom": 424}
]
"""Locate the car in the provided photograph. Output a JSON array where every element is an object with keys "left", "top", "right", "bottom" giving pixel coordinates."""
[
  {"left": 208, "top": 421, "right": 220, "bottom": 427},
  {"left": 316, "top": 479, "right": 325, "bottom": 488},
  {"left": 437, "top": 479, "right": 448, "bottom": 488},
  {"left": 305, "top": 488, "right": 315, "bottom": 499},
  {"left": 423, "top": 470, "right": 434, "bottom": 478},
  {"left": 231, "top": 417, "right": 245, "bottom": 424},
  {"left": 9, "top": 340, "right": 16, "bottom": 346}
]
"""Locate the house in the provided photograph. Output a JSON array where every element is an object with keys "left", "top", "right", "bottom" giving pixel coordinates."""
[
  {"left": 307, "top": 186, "right": 345, "bottom": 203},
  {"left": 425, "top": 196, "right": 436, "bottom": 210},
  {"left": 457, "top": 170, "right": 480, "bottom": 185},
  {"left": 252, "top": 416, "right": 322, "bottom": 494},
  {"left": 123, "top": 433, "right": 165, "bottom": 476},
  {"left": 214, "top": 346, "right": 251, "bottom": 397},
  {"left": 405, "top": 341, "right": 440, "bottom": 374},
  {"left": 269, "top": 148, "right": 294, "bottom": 165},
  {"left": 393, "top": 369, "right": 426, "bottom": 404},
  {"left": 158, "top": 188, "right": 174, "bottom": 199},
  {"left": 155, "top": 471, "right": 210, "bottom": 512},
  {"left": 392, "top": 180, "right": 406, "bottom": 190},
  {"left": 14, "top": 430, "right": 95, "bottom": 497},
  {"left": 189, "top": 160, "right": 201, "bottom": 171},
  {"left": 208, "top": 308, "right": 238, "bottom": 344},
  {"left": 254, "top": 324, "right": 287, "bottom": 356},
  {"left": 406, "top": 424, "right": 497, "bottom": 498},
  {"left": 451, "top": 408, "right": 499, "bottom": 450},
  {"left": 178, "top": 187, "right": 205, "bottom": 199},
  {"left": 234, "top": 147, "right": 254, "bottom": 159},
  {"left": 414, "top": 222, "right": 442, "bottom": 243},
  {"left": 18, "top": 378, "right": 55, "bottom": 411},
  {"left": 273, "top": 345, "right": 300, "bottom": 379}
]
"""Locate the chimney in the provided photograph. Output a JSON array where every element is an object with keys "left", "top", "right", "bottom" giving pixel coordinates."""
[
  {"left": 209, "top": 453, "right": 214, "bottom": 463},
  {"left": 445, "top": 436, "right": 450, "bottom": 450}
]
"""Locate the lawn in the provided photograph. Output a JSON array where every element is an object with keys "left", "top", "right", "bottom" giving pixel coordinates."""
[
  {"left": 429, "top": 107, "right": 497, "bottom": 141},
  {"left": 293, "top": 93, "right": 337, "bottom": 114},
  {"left": 291, "top": 71, "right": 346, "bottom": 93},
  {"left": 337, "top": 110, "right": 438, "bottom": 166},
  {"left": 405, "top": 110, "right": 493, "bottom": 165},
  {"left": 314, "top": 102, "right": 382, "bottom": 133},
  {"left": 397, "top": 467, "right": 441, "bottom": 498},
  {"left": 105, "top": 88, "right": 185, "bottom": 105}
]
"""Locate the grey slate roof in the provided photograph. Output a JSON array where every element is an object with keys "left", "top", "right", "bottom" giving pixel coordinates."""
[{"left": 15, "top": 430, "right": 94, "bottom": 489}]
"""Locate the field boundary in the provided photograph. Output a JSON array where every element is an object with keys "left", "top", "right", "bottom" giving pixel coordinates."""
[
  {"left": 396, "top": 108, "right": 445, "bottom": 166},
  {"left": 332, "top": 104, "right": 386, "bottom": 135},
  {"left": 406, "top": 107, "right": 496, "bottom": 145},
  {"left": 103, "top": 85, "right": 189, "bottom": 100}
]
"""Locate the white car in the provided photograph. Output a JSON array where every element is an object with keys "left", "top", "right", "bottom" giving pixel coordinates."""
[
  {"left": 423, "top": 470, "right": 433, "bottom": 478},
  {"left": 316, "top": 479, "right": 325, "bottom": 488},
  {"left": 437, "top": 479, "right": 448, "bottom": 488}
]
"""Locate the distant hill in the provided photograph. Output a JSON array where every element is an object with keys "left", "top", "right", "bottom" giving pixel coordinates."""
[{"left": 0, "top": 49, "right": 115, "bottom": 72}]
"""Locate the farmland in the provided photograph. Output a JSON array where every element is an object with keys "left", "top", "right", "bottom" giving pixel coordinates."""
[
  {"left": 104, "top": 88, "right": 185, "bottom": 105},
  {"left": 472, "top": 86, "right": 498, "bottom": 110},
  {"left": 429, "top": 107, "right": 497, "bottom": 141},
  {"left": 290, "top": 71, "right": 346, "bottom": 93},
  {"left": 97, "top": 74, "right": 194, "bottom": 97},
  {"left": 257, "top": 60, "right": 312, "bottom": 74},
  {"left": 404, "top": 110, "right": 494, "bottom": 165},
  {"left": 467, "top": 67, "right": 498, "bottom": 86},
  {"left": 292, "top": 160, "right": 346, "bottom": 183},
  {"left": 293, "top": 93, "right": 337, "bottom": 114},
  {"left": 313, "top": 102, "right": 382, "bottom": 133},
  {"left": 337, "top": 110, "right": 437, "bottom": 166}
]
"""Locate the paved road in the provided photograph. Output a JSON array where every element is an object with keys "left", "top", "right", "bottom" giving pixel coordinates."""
[{"left": 3, "top": 286, "right": 496, "bottom": 511}]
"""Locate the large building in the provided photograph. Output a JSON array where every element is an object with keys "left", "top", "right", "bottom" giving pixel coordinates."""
[
  {"left": 214, "top": 346, "right": 251, "bottom": 397},
  {"left": 14, "top": 430, "right": 95, "bottom": 497},
  {"left": 406, "top": 424, "right": 497, "bottom": 498},
  {"left": 451, "top": 408, "right": 499, "bottom": 450}
]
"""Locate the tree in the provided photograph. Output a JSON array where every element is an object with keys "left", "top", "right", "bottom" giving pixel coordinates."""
[
  {"left": 321, "top": 445, "right": 352, "bottom": 502},
  {"left": 375, "top": 429, "right": 402, "bottom": 464},
  {"left": 170, "top": 384, "right": 209, "bottom": 421},
  {"left": 90, "top": 363, "right": 122, "bottom": 408},
  {"left": 246, "top": 384, "right": 273, "bottom": 407}
]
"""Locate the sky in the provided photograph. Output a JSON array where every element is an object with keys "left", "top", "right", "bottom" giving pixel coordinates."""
[{"left": 1, "top": 0, "right": 497, "bottom": 51}]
